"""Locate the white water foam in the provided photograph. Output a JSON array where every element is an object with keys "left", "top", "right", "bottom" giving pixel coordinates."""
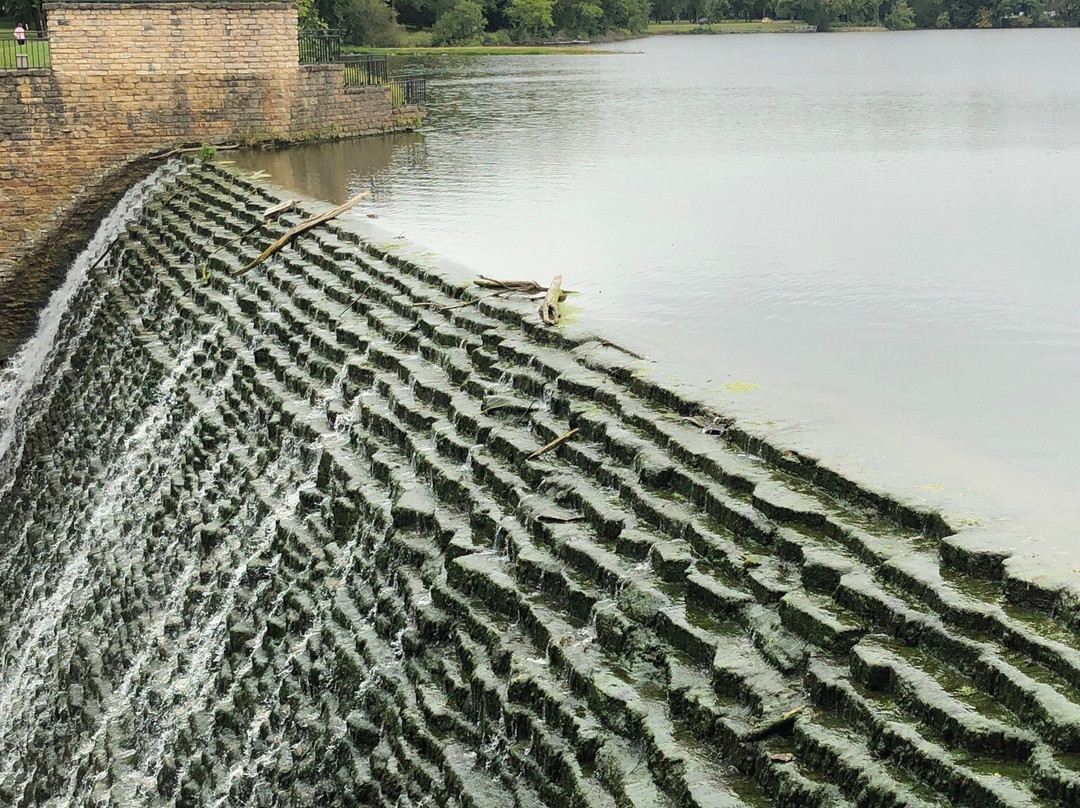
[{"left": 0, "top": 162, "right": 186, "bottom": 495}]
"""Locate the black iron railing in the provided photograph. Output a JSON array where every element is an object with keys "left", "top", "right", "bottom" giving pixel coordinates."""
[
  {"left": 296, "top": 36, "right": 425, "bottom": 108},
  {"left": 298, "top": 29, "right": 341, "bottom": 64},
  {"left": 391, "top": 77, "right": 426, "bottom": 108},
  {"left": 1, "top": 33, "right": 51, "bottom": 70},
  {"left": 342, "top": 54, "right": 388, "bottom": 87}
]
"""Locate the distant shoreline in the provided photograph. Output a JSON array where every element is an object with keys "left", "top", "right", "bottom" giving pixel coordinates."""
[{"left": 647, "top": 21, "right": 818, "bottom": 34}]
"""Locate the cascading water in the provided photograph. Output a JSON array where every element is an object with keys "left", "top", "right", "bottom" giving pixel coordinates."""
[
  {"left": 0, "top": 164, "right": 184, "bottom": 491},
  {"left": 3, "top": 161, "right": 1079, "bottom": 808},
  {"left": 0, "top": 163, "right": 390, "bottom": 806}
]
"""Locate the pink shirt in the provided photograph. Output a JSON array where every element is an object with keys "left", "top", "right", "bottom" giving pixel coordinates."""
[{"left": 14, "top": 25, "right": 25, "bottom": 42}]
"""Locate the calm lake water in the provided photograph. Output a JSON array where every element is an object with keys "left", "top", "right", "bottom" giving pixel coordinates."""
[{"left": 236, "top": 30, "right": 1080, "bottom": 553}]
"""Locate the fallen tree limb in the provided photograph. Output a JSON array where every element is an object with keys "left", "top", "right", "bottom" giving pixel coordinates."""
[
  {"left": 234, "top": 192, "right": 369, "bottom": 275},
  {"left": 526, "top": 427, "right": 578, "bottom": 460},
  {"left": 476, "top": 276, "right": 574, "bottom": 300},
  {"left": 475, "top": 276, "right": 546, "bottom": 293},
  {"left": 200, "top": 199, "right": 295, "bottom": 283},
  {"left": 538, "top": 275, "right": 563, "bottom": 325},
  {"left": 412, "top": 298, "right": 482, "bottom": 312}
]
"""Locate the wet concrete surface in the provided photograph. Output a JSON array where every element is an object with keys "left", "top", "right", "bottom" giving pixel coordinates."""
[{"left": 1, "top": 163, "right": 1079, "bottom": 806}]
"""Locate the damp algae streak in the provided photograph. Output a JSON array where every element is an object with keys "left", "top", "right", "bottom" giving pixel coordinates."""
[{"left": 1, "top": 163, "right": 1079, "bottom": 807}]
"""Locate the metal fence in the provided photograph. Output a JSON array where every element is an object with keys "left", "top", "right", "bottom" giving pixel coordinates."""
[
  {"left": 298, "top": 30, "right": 341, "bottom": 64},
  {"left": 390, "top": 77, "right": 426, "bottom": 108},
  {"left": 1, "top": 34, "right": 51, "bottom": 70},
  {"left": 342, "top": 54, "right": 388, "bottom": 88}
]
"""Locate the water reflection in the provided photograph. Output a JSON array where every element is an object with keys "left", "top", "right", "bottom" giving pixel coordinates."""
[
  {"left": 211, "top": 32, "right": 1080, "bottom": 553},
  {"left": 231, "top": 133, "right": 426, "bottom": 205}
]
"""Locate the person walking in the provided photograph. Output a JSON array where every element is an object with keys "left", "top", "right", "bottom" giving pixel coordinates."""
[{"left": 14, "top": 22, "right": 26, "bottom": 47}]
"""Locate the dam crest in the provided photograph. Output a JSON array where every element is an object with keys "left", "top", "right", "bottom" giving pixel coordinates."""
[{"left": 1, "top": 163, "right": 1079, "bottom": 807}]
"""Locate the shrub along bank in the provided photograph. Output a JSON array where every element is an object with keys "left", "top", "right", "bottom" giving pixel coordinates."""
[{"left": 303, "top": 0, "right": 1079, "bottom": 48}]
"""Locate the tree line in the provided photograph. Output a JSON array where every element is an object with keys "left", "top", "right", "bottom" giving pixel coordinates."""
[
  {"left": 690, "top": 0, "right": 1079, "bottom": 30},
  {"left": 304, "top": 0, "right": 1078, "bottom": 45},
  {"left": 4, "top": 0, "right": 1078, "bottom": 49},
  {"left": 305, "top": 0, "right": 650, "bottom": 45}
]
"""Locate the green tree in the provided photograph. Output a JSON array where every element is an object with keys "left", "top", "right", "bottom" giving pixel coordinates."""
[
  {"left": 599, "top": 0, "right": 651, "bottom": 30},
  {"left": 391, "top": 0, "right": 457, "bottom": 30},
  {"left": 320, "top": 0, "right": 405, "bottom": 45},
  {"left": 935, "top": 8, "right": 951, "bottom": 22},
  {"left": 790, "top": 0, "right": 850, "bottom": 29},
  {"left": 298, "top": 0, "right": 328, "bottom": 29},
  {"left": 974, "top": 4, "right": 994, "bottom": 23},
  {"left": 1049, "top": 0, "right": 1080, "bottom": 24},
  {"left": 431, "top": 0, "right": 487, "bottom": 42},
  {"left": 885, "top": 0, "right": 916, "bottom": 25},
  {"left": 575, "top": 0, "right": 606, "bottom": 31},
  {"left": 908, "top": 0, "right": 944, "bottom": 26},
  {"left": 508, "top": 0, "right": 555, "bottom": 37},
  {"left": 3, "top": 0, "right": 42, "bottom": 31}
]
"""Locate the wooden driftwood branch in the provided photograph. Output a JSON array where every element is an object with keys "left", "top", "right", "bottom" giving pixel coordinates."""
[
  {"left": 262, "top": 199, "right": 295, "bottom": 219},
  {"left": 412, "top": 297, "right": 484, "bottom": 312},
  {"left": 234, "top": 192, "right": 369, "bottom": 275},
  {"left": 538, "top": 275, "right": 563, "bottom": 326},
  {"left": 474, "top": 276, "right": 546, "bottom": 293},
  {"left": 476, "top": 276, "right": 573, "bottom": 300},
  {"left": 199, "top": 199, "right": 296, "bottom": 283},
  {"left": 526, "top": 427, "right": 578, "bottom": 460}
]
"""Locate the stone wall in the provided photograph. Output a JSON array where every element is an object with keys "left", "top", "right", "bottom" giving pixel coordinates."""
[{"left": 0, "top": 1, "right": 420, "bottom": 294}]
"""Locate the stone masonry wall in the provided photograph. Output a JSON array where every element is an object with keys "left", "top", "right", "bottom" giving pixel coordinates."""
[
  {"left": 293, "top": 67, "right": 419, "bottom": 142},
  {"left": 0, "top": 1, "right": 420, "bottom": 294}
]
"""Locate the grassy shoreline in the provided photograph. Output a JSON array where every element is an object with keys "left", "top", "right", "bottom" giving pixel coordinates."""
[
  {"left": 346, "top": 44, "right": 619, "bottom": 55},
  {"left": 349, "top": 21, "right": 821, "bottom": 56},
  {"left": 647, "top": 20, "right": 814, "bottom": 34}
]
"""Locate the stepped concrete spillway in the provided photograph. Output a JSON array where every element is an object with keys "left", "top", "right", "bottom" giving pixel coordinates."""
[{"left": 2, "top": 162, "right": 1080, "bottom": 807}]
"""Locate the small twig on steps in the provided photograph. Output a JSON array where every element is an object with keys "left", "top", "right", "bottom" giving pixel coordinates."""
[
  {"left": 392, "top": 324, "right": 420, "bottom": 349},
  {"left": 515, "top": 400, "right": 538, "bottom": 425},
  {"left": 436, "top": 299, "right": 483, "bottom": 311},
  {"left": 88, "top": 234, "right": 124, "bottom": 272},
  {"left": 339, "top": 287, "right": 369, "bottom": 318},
  {"left": 413, "top": 292, "right": 501, "bottom": 312},
  {"left": 526, "top": 428, "right": 579, "bottom": 461},
  {"left": 597, "top": 338, "right": 648, "bottom": 361}
]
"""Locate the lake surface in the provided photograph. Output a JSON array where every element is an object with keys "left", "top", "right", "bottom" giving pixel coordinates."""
[{"left": 234, "top": 30, "right": 1080, "bottom": 555}]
